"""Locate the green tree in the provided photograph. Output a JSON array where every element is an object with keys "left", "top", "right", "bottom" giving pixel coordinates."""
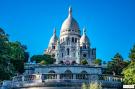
[
  {"left": 106, "top": 53, "right": 129, "bottom": 75},
  {"left": 129, "top": 44, "right": 135, "bottom": 62},
  {"left": 122, "top": 45, "right": 135, "bottom": 84},
  {"left": 24, "top": 52, "right": 29, "bottom": 62},
  {"left": 9, "top": 41, "right": 29, "bottom": 74},
  {"left": 0, "top": 28, "right": 29, "bottom": 80},
  {"left": 40, "top": 60, "right": 48, "bottom": 65},
  {"left": 0, "top": 28, "right": 14, "bottom": 80},
  {"left": 122, "top": 62, "right": 135, "bottom": 84},
  {"left": 81, "top": 59, "right": 88, "bottom": 65},
  {"left": 31, "top": 54, "right": 55, "bottom": 64},
  {"left": 93, "top": 59, "right": 102, "bottom": 65}
]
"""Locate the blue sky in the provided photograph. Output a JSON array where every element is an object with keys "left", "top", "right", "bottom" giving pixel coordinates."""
[{"left": 0, "top": 0, "right": 135, "bottom": 61}]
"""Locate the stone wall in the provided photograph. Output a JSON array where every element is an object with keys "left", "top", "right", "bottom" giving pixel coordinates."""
[{"left": 21, "top": 87, "right": 81, "bottom": 89}]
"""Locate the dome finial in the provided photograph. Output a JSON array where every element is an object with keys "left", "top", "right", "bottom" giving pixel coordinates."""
[
  {"left": 83, "top": 27, "right": 86, "bottom": 35},
  {"left": 68, "top": 6, "right": 72, "bottom": 17},
  {"left": 53, "top": 28, "right": 56, "bottom": 35}
]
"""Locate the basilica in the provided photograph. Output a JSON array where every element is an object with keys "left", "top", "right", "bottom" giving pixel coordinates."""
[
  {"left": 45, "top": 7, "right": 96, "bottom": 65},
  {"left": 1, "top": 7, "right": 122, "bottom": 89}
]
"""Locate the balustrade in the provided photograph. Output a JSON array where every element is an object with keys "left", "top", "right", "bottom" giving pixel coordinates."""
[
  {"left": 98, "top": 75, "right": 122, "bottom": 82},
  {"left": 12, "top": 74, "right": 122, "bottom": 83}
]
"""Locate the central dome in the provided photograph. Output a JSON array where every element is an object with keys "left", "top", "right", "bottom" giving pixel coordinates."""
[{"left": 60, "top": 7, "right": 80, "bottom": 37}]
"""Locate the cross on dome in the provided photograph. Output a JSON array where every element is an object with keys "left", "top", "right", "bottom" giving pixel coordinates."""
[
  {"left": 53, "top": 28, "right": 56, "bottom": 35},
  {"left": 68, "top": 6, "right": 72, "bottom": 17},
  {"left": 83, "top": 27, "right": 86, "bottom": 35}
]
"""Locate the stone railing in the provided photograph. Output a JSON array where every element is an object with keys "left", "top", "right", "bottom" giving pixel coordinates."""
[
  {"left": 11, "top": 73, "right": 122, "bottom": 83},
  {"left": 1, "top": 74, "right": 123, "bottom": 88},
  {"left": 98, "top": 74, "right": 123, "bottom": 82}
]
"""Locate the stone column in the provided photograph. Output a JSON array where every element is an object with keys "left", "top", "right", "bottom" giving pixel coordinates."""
[
  {"left": 57, "top": 74, "right": 60, "bottom": 79},
  {"left": 22, "top": 76, "right": 24, "bottom": 81},
  {"left": 55, "top": 40, "right": 60, "bottom": 64},
  {"left": 76, "top": 40, "right": 80, "bottom": 64},
  {"left": 73, "top": 74, "right": 76, "bottom": 79}
]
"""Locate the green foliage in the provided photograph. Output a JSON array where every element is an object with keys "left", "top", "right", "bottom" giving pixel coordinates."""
[
  {"left": 31, "top": 54, "right": 55, "bottom": 64},
  {"left": 129, "top": 44, "right": 135, "bottom": 62},
  {"left": 82, "top": 82, "right": 102, "bottom": 89},
  {"left": 9, "top": 42, "right": 25, "bottom": 60},
  {"left": 89, "top": 82, "right": 102, "bottom": 89},
  {"left": 122, "top": 62, "right": 135, "bottom": 84},
  {"left": 122, "top": 45, "right": 135, "bottom": 84},
  {"left": 40, "top": 60, "right": 47, "bottom": 65},
  {"left": 24, "top": 52, "right": 29, "bottom": 62},
  {"left": 31, "top": 55, "right": 46, "bottom": 63},
  {"left": 0, "top": 28, "right": 29, "bottom": 80},
  {"left": 9, "top": 41, "right": 29, "bottom": 74},
  {"left": 121, "top": 45, "right": 135, "bottom": 84},
  {"left": 0, "top": 28, "right": 13, "bottom": 80},
  {"left": 81, "top": 59, "right": 88, "bottom": 65},
  {"left": 81, "top": 83, "right": 87, "bottom": 89},
  {"left": 93, "top": 59, "right": 102, "bottom": 65},
  {"left": 105, "top": 53, "right": 129, "bottom": 75}
]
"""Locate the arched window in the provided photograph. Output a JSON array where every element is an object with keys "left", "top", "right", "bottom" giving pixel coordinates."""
[
  {"left": 83, "top": 54, "right": 87, "bottom": 57},
  {"left": 48, "top": 70, "right": 56, "bottom": 79},
  {"left": 80, "top": 71, "right": 88, "bottom": 80},
  {"left": 83, "top": 45, "right": 86, "bottom": 49},
  {"left": 66, "top": 37, "right": 70, "bottom": 45},
  {"left": 60, "top": 61, "right": 64, "bottom": 64},
  {"left": 68, "top": 29, "right": 71, "bottom": 31},
  {"left": 75, "top": 38, "right": 77, "bottom": 43},
  {"left": 52, "top": 46, "right": 55, "bottom": 49},
  {"left": 72, "top": 61, "right": 76, "bottom": 64},
  {"left": 52, "top": 54, "right": 55, "bottom": 57},
  {"left": 80, "top": 46, "right": 82, "bottom": 49},
  {"left": 67, "top": 48, "right": 70, "bottom": 55},
  {"left": 48, "top": 70, "right": 55, "bottom": 73},
  {"left": 72, "top": 37, "right": 74, "bottom": 42},
  {"left": 62, "top": 53, "right": 63, "bottom": 58},
  {"left": 64, "top": 70, "right": 73, "bottom": 79}
]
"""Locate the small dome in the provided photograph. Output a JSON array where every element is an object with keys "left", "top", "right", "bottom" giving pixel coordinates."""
[
  {"left": 60, "top": 7, "right": 80, "bottom": 36},
  {"left": 48, "top": 28, "right": 58, "bottom": 47},
  {"left": 80, "top": 28, "right": 90, "bottom": 46}
]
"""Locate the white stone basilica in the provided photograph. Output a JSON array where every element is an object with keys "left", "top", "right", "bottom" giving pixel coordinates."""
[
  {"left": 45, "top": 7, "right": 96, "bottom": 65},
  {"left": 1, "top": 7, "right": 123, "bottom": 89}
]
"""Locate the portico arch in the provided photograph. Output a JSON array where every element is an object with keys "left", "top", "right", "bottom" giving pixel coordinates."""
[
  {"left": 48, "top": 70, "right": 57, "bottom": 79},
  {"left": 60, "top": 70, "right": 73, "bottom": 79},
  {"left": 81, "top": 71, "right": 88, "bottom": 79},
  {"left": 76, "top": 71, "right": 88, "bottom": 80},
  {"left": 64, "top": 70, "right": 73, "bottom": 79}
]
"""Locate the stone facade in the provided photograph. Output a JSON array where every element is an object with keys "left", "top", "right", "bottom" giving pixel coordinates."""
[{"left": 45, "top": 7, "right": 96, "bottom": 65}]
